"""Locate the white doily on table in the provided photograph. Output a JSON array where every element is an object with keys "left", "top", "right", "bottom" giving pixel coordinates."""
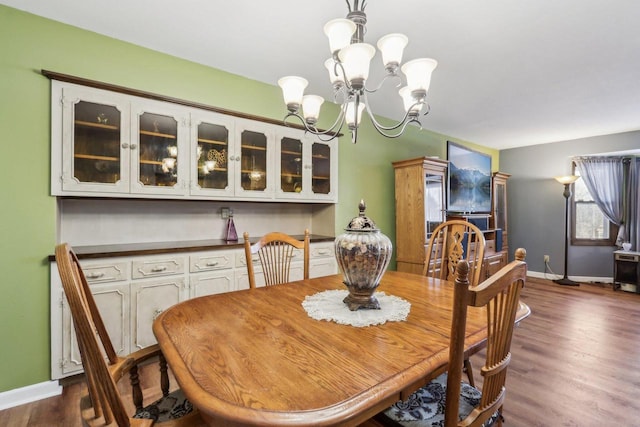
[{"left": 301, "top": 290, "right": 411, "bottom": 327}]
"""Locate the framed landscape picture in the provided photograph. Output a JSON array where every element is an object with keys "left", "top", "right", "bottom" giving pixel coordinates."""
[{"left": 447, "top": 141, "right": 492, "bottom": 214}]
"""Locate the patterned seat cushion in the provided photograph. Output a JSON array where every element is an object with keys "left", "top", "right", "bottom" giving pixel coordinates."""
[
  {"left": 382, "top": 372, "right": 499, "bottom": 426},
  {"left": 133, "top": 388, "right": 194, "bottom": 422}
]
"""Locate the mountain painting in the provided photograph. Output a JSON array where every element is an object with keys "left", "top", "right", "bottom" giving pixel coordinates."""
[{"left": 447, "top": 142, "right": 492, "bottom": 213}]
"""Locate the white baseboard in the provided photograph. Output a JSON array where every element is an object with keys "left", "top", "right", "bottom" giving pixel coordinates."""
[
  {"left": 527, "top": 270, "right": 612, "bottom": 284},
  {"left": 0, "top": 381, "right": 62, "bottom": 411}
]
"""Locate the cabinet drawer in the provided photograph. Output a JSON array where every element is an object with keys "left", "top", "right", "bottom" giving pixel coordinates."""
[
  {"left": 311, "top": 243, "right": 334, "bottom": 258},
  {"left": 132, "top": 257, "right": 185, "bottom": 279},
  {"left": 81, "top": 261, "right": 129, "bottom": 283},
  {"left": 190, "top": 252, "right": 234, "bottom": 272}
]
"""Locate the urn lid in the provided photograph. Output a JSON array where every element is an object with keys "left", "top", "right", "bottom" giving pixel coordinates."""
[{"left": 346, "top": 200, "right": 379, "bottom": 231}]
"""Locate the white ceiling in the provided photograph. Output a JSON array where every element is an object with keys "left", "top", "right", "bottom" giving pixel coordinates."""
[{"left": 3, "top": 0, "right": 640, "bottom": 149}]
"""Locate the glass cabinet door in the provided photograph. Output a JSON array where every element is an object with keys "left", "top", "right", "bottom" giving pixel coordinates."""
[
  {"left": 60, "top": 85, "right": 130, "bottom": 193},
  {"left": 192, "top": 114, "right": 233, "bottom": 196},
  {"left": 311, "top": 142, "right": 332, "bottom": 196},
  {"left": 236, "top": 120, "right": 273, "bottom": 197},
  {"left": 137, "top": 112, "right": 179, "bottom": 188},
  {"left": 131, "top": 103, "right": 188, "bottom": 196},
  {"left": 241, "top": 130, "right": 267, "bottom": 191},
  {"left": 280, "top": 136, "right": 304, "bottom": 195},
  {"left": 424, "top": 173, "right": 445, "bottom": 235},
  {"left": 73, "top": 101, "right": 122, "bottom": 184}
]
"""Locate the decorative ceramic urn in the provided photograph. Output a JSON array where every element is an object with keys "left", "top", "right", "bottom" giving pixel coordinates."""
[{"left": 334, "top": 200, "right": 393, "bottom": 310}]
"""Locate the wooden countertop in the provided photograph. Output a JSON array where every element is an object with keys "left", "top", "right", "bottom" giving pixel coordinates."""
[{"left": 48, "top": 234, "right": 335, "bottom": 261}]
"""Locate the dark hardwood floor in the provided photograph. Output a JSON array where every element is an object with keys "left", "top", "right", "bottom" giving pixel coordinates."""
[{"left": 1, "top": 277, "right": 639, "bottom": 426}]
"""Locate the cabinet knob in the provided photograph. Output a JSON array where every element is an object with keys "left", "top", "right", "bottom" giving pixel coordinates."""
[
  {"left": 121, "top": 143, "right": 129, "bottom": 149},
  {"left": 130, "top": 144, "right": 138, "bottom": 150},
  {"left": 206, "top": 261, "right": 219, "bottom": 267},
  {"left": 153, "top": 308, "right": 164, "bottom": 320},
  {"left": 151, "top": 265, "right": 167, "bottom": 272}
]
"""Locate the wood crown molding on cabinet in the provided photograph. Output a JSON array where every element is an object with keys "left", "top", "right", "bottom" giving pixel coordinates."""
[{"left": 41, "top": 70, "right": 341, "bottom": 137}]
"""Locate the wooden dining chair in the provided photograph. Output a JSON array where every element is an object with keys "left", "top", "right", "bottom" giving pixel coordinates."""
[
  {"left": 378, "top": 248, "right": 527, "bottom": 427},
  {"left": 423, "top": 219, "right": 486, "bottom": 286},
  {"left": 243, "top": 229, "right": 310, "bottom": 289},
  {"left": 424, "top": 219, "right": 486, "bottom": 385},
  {"left": 54, "top": 243, "right": 206, "bottom": 427}
]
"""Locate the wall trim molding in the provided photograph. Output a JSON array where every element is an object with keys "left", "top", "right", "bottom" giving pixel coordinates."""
[{"left": 0, "top": 381, "right": 62, "bottom": 411}]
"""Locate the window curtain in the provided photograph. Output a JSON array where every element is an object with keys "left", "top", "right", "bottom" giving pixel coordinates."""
[
  {"left": 629, "top": 158, "right": 639, "bottom": 251},
  {"left": 573, "top": 156, "right": 626, "bottom": 246}
]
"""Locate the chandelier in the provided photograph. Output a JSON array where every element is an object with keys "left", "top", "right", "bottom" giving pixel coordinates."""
[{"left": 278, "top": 0, "right": 437, "bottom": 144}]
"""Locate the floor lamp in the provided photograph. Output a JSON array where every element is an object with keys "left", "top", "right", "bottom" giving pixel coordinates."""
[{"left": 553, "top": 175, "right": 580, "bottom": 286}]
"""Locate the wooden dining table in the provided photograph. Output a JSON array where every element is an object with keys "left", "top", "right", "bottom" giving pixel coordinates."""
[{"left": 153, "top": 271, "right": 529, "bottom": 427}]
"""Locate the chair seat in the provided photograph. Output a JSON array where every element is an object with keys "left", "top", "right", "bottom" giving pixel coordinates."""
[
  {"left": 133, "top": 388, "right": 194, "bottom": 422},
  {"left": 382, "top": 373, "right": 499, "bottom": 426}
]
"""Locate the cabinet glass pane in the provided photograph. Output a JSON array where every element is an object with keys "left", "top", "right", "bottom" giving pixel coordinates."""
[
  {"left": 138, "top": 112, "right": 178, "bottom": 187},
  {"left": 197, "top": 122, "right": 229, "bottom": 190},
  {"left": 73, "top": 101, "right": 121, "bottom": 184},
  {"left": 425, "top": 174, "right": 444, "bottom": 234},
  {"left": 495, "top": 183, "right": 506, "bottom": 231},
  {"left": 312, "top": 143, "right": 331, "bottom": 194},
  {"left": 241, "top": 130, "right": 267, "bottom": 191},
  {"left": 280, "top": 137, "right": 303, "bottom": 193}
]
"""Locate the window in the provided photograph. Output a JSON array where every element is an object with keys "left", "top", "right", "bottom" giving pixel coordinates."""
[{"left": 571, "top": 167, "right": 617, "bottom": 246}]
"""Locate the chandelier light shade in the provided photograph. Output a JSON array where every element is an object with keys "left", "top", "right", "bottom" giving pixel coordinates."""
[
  {"left": 338, "top": 43, "right": 376, "bottom": 86},
  {"left": 278, "top": 0, "right": 438, "bottom": 143},
  {"left": 377, "top": 33, "right": 408, "bottom": 71},
  {"left": 399, "top": 86, "right": 422, "bottom": 114},
  {"left": 302, "top": 95, "right": 325, "bottom": 125},
  {"left": 278, "top": 76, "right": 309, "bottom": 112},
  {"left": 401, "top": 58, "right": 438, "bottom": 93},
  {"left": 324, "top": 18, "right": 357, "bottom": 54},
  {"left": 346, "top": 101, "right": 365, "bottom": 129}
]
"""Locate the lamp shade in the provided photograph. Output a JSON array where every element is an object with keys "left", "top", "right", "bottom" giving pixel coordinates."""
[
  {"left": 345, "top": 101, "right": 365, "bottom": 128},
  {"left": 324, "top": 58, "right": 345, "bottom": 86},
  {"left": 554, "top": 175, "right": 580, "bottom": 185},
  {"left": 324, "top": 18, "right": 356, "bottom": 54},
  {"left": 401, "top": 58, "right": 438, "bottom": 92},
  {"left": 302, "top": 95, "right": 324, "bottom": 124},
  {"left": 278, "top": 76, "right": 308, "bottom": 108},
  {"left": 377, "top": 33, "right": 408, "bottom": 67},
  {"left": 399, "top": 86, "right": 422, "bottom": 114},
  {"left": 338, "top": 43, "right": 376, "bottom": 82}
]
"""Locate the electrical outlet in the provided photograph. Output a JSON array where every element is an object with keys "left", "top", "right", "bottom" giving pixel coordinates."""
[
  {"left": 544, "top": 255, "right": 550, "bottom": 263},
  {"left": 220, "top": 207, "right": 232, "bottom": 219}
]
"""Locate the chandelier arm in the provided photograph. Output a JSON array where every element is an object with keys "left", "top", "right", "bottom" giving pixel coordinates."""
[
  {"left": 364, "top": 73, "right": 401, "bottom": 94},
  {"left": 361, "top": 92, "right": 418, "bottom": 132},
  {"left": 421, "top": 102, "right": 431, "bottom": 116},
  {"left": 282, "top": 108, "right": 346, "bottom": 140},
  {"left": 372, "top": 116, "right": 423, "bottom": 139},
  {"left": 332, "top": 60, "right": 358, "bottom": 94}
]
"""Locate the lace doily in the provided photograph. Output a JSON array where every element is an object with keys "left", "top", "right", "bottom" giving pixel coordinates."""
[{"left": 302, "top": 290, "right": 411, "bottom": 327}]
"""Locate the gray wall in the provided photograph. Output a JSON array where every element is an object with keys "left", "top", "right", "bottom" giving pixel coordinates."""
[{"left": 501, "top": 130, "right": 639, "bottom": 279}]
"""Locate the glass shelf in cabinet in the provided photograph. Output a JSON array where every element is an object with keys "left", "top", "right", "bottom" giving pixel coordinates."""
[
  {"left": 139, "top": 129, "right": 177, "bottom": 139},
  {"left": 74, "top": 154, "right": 119, "bottom": 162},
  {"left": 74, "top": 120, "right": 119, "bottom": 131},
  {"left": 240, "top": 144, "right": 267, "bottom": 151}
]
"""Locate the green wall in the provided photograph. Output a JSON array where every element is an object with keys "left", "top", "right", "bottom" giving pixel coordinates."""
[{"left": 0, "top": 5, "right": 497, "bottom": 393}]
